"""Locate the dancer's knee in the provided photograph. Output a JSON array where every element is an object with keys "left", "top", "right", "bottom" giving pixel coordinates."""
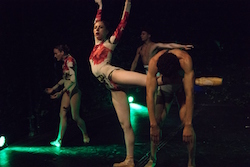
[
  {"left": 120, "top": 121, "right": 132, "bottom": 130},
  {"left": 72, "top": 114, "right": 80, "bottom": 122},
  {"left": 59, "top": 111, "right": 66, "bottom": 118}
]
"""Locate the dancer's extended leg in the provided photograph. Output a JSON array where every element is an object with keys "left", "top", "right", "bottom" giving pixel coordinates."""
[{"left": 111, "top": 70, "right": 146, "bottom": 87}]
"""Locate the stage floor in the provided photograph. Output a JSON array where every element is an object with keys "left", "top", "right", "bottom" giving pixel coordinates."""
[{"left": 1, "top": 92, "right": 250, "bottom": 167}]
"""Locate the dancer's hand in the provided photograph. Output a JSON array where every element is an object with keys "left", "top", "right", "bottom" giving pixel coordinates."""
[
  {"left": 45, "top": 88, "right": 53, "bottom": 94},
  {"left": 150, "top": 125, "right": 160, "bottom": 144},
  {"left": 183, "top": 124, "right": 194, "bottom": 144},
  {"left": 183, "top": 45, "right": 194, "bottom": 50},
  {"left": 50, "top": 91, "right": 62, "bottom": 99}
]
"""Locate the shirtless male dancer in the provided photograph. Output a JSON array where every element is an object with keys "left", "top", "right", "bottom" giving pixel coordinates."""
[
  {"left": 130, "top": 28, "right": 194, "bottom": 74},
  {"left": 146, "top": 49, "right": 196, "bottom": 167}
]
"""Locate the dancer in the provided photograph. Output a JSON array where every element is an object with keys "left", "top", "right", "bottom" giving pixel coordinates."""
[
  {"left": 45, "top": 44, "right": 89, "bottom": 147},
  {"left": 130, "top": 28, "right": 194, "bottom": 74},
  {"left": 89, "top": 0, "right": 164, "bottom": 166},
  {"left": 145, "top": 49, "right": 196, "bottom": 167}
]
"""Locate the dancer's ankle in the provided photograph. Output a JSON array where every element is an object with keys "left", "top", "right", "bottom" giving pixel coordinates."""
[{"left": 83, "top": 135, "right": 90, "bottom": 143}]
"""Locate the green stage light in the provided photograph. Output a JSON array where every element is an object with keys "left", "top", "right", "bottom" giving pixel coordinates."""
[
  {"left": 128, "top": 96, "right": 134, "bottom": 103},
  {"left": 0, "top": 136, "right": 6, "bottom": 147},
  {"left": 129, "top": 103, "right": 148, "bottom": 115}
]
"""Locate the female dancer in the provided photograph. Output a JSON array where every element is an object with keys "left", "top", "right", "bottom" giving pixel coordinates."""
[
  {"left": 45, "top": 44, "right": 90, "bottom": 147},
  {"left": 89, "top": 0, "right": 160, "bottom": 166}
]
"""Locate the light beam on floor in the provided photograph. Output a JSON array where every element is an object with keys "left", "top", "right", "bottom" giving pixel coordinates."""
[{"left": 129, "top": 103, "right": 149, "bottom": 131}]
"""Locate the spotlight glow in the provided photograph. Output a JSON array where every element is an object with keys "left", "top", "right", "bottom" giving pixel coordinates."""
[
  {"left": 0, "top": 136, "right": 6, "bottom": 147},
  {"left": 128, "top": 96, "right": 134, "bottom": 103}
]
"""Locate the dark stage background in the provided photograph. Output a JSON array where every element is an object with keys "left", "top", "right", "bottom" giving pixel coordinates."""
[{"left": 0, "top": 0, "right": 249, "bottom": 144}]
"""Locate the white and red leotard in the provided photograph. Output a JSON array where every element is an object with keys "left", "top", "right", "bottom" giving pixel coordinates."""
[
  {"left": 59, "top": 55, "right": 80, "bottom": 98},
  {"left": 89, "top": 1, "right": 131, "bottom": 90}
]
